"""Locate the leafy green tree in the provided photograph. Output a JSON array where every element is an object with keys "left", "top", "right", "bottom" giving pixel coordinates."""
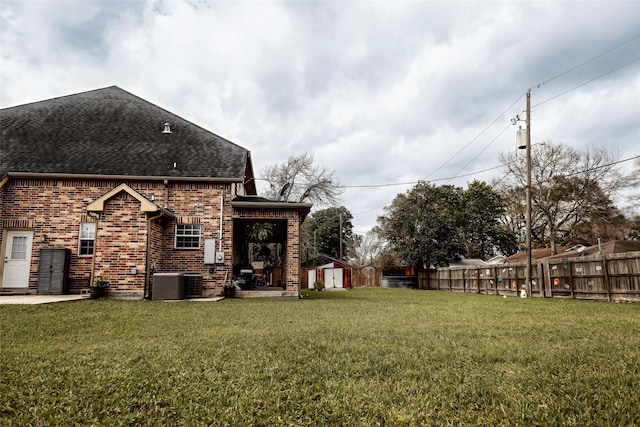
[
  {"left": 307, "top": 206, "right": 354, "bottom": 261},
  {"left": 462, "top": 180, "right": 517, "bottom": 258},
  {"left": 377, "top": 182, "right": 466, "bottom": 267}
]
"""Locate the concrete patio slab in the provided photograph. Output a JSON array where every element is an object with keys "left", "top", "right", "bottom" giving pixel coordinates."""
[{"left": 0, "top": 294, "right": 90, "bottom": 305}]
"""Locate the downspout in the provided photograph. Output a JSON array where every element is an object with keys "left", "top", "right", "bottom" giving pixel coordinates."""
[
  {"left": 145, "top": 211, "right": 164, "bottom": 299},
  {"left": 89, "top": 216, "right": 100, "bottom": 288},
  {"left": 219, "top": 189, "right": 224, "bottom": 252}
]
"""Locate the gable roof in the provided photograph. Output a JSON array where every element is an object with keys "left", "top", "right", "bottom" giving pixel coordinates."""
[
  {"left": 0, "top": 86, "right": 254, "bottom": 186},
  {"left": 86, "top": 183, "right": 174, "bottom": 218}
]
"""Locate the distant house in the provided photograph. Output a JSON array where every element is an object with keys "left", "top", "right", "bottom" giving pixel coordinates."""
[
  {"left": 1, "top": 86, "right": 310, "bottom": 298},
  {"left": 545, "top": 240, "right": 640, "bottom": 259},
  {"left": 449, "top": 257, "right": 487, "bottom": 267},
  {"left": 503, "top": 247, "right": 569, "bottom": 263}
]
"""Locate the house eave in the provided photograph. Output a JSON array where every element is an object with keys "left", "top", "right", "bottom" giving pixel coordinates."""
[
  {"left": 4, "top": 172, "right": 244, "bottom": 184},
  {"left": 231, "top": 200, "right": 313, "bottom": 210},
  {"left": 232, "top": 200, "right": 312, "bottom": 221}
]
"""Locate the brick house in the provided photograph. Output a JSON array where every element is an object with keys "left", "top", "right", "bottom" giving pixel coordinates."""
[{"left": 0, "top": 86, "right": 311, "bottom": 298}]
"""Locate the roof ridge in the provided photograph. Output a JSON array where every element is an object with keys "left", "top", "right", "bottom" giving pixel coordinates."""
[
  {"left": 0, "top": 85, "right": 120, "bottom": 110},
  {"left": 2, "top": 86, "right": 249, "bottom": 154},
  {"left": 1, "top": 86, "right": 252, "bottom": 181}
]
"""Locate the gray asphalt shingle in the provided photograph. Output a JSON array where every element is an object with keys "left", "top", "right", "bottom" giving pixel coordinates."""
[{"left": 1, "top": 86, "right": 252, "bottom": 180}]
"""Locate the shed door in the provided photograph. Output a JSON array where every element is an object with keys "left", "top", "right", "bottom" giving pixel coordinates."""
[
  {"left": 308, "top": 269, "right": 317, "bottom": 289},
  {"left": 2, "top": 231, "right": 34, "bottom": 288},
  {"left": 324, "top": 268, "right": 343, "bottom": 289}
]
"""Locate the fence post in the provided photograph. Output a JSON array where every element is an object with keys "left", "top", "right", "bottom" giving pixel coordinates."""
[
  {"left": 568, "top": 260, "right": 575, "bottom": 299},
  {"left": 537, "top": 263, "right": 544, "bottom": 297},
  {"left": 603, "top": 256, "right": 611, "bottom": 302}
]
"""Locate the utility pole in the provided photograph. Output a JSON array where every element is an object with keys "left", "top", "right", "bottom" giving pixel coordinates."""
[
  {"left": 513, "top": 89, "right": 533, "bottom": 297},
  {"left": 339, "top": 213, "right": 343, "bottom": 261},
  {"left": 525, "top": 90, "right": 533, "bottom": 297}
]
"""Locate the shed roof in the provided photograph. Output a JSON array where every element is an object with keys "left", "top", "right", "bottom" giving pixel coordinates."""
[{"left": 0, "top": 86, "right": 254, "bottom": 186}]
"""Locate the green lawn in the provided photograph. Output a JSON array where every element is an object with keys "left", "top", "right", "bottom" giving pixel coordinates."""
[{"left": 1, "top": 289, "right": 639, "bottom": 426}]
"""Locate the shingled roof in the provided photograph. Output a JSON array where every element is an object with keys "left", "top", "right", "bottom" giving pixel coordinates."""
[{"left": 0, "top": 86, "right": 255, "bottom": 186}]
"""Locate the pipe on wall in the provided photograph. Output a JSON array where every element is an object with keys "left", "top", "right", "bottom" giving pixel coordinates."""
[{"left": 144, "top": 212, "right": 164, "bottom": 299}]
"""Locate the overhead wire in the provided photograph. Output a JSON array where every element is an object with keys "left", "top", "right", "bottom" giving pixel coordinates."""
[
  {"left": 490, "top": 154, "right": 640, "bottom": 189},
  {"left": 350, "top": 35, "right": 640, "bottom": 216},
  {"left": 261, "top": 35, "right": 640, "bottom": 220},
  {"left": 444, "top": 123, "right": 512, "bottom": 184},
  {"left": 533, "top": 56, "right": 640, "bottom": 108},
  {"left": 424, "top": 93, "right": 525, "bottom": 180},
  {"left": 530, "top": 33, "right": 640, "bottom": 90}
]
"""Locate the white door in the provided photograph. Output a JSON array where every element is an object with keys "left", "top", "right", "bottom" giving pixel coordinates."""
[
  {"left": 2, "top": 231, "right": 34, "bottom": 288},
  {"left": 308, "top": 269, "right": 317, "bottom": 289},
  {"left": 324, "top": 268, "right": 344, "bottom": 289}
]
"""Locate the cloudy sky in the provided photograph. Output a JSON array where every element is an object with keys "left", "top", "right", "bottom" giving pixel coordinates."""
[{"left": 1, "top": 0, "right": 638, "bottom": 233}]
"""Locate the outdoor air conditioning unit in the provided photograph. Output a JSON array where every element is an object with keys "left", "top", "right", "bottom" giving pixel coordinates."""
[
  {"left": 152, "top": 273, "right": 184, "bottom": 300},
  {"left": 183, "top": 273, "right": 203, "bottom": 298}
]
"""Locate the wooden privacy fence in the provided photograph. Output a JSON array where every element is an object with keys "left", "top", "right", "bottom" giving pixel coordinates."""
[
  {"left": 352, "top": 266, "right": 383, "bottom": 288},
  {"left": 419, "top": 251, "right": 640, "bottom": 302}
]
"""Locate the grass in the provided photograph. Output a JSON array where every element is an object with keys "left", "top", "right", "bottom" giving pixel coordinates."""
[{"left": 1, "top": 288, "right": 639, "bottom": 426}]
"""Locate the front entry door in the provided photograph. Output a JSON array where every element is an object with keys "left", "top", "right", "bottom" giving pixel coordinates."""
[{"left": 2, "top": 230, "right": 34, "bottom": 288}]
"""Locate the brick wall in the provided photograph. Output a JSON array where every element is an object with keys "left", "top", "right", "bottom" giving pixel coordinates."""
[
  {"left": 155, "top": 182, "right": 233, "bottom": 296},
  {"left": 94, "top": 192, "right": 148, "bottom": 297},
  {"left": 0, "top": 178, "right": 233, "bottom": 297},
  {"left": 1, "top": 178, "right": 305, "bottom": 298},
  {"left": 1, "top": 178, "right": 112, "bottom": 292}
]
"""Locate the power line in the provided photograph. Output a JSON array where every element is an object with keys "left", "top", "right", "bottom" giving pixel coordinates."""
[
  {"left": 414, "top": 37, "right": 640, "bottom": 189},
  {"left": 354, "top": 155, "right": 639, "bottom": 217},
  {"left": 564, "top": 154, "right": 640, "bottom": 178},
  {"left": 531, "top": 33, "right": 640, "bottom": 90},
  {"left": 342, "top": 160, "right": 511, "bottom": 189},
  {"left": 492, "top": 154, "right": 640, "bottom": 188},
  {"left": 533, "top": 56, "right": 640, "bottom": 108},
  {"left": 346, "top": 52, "right": 638, "bottom": 193},
  {"left": 424, "top": 93, "right": 525, "bottom": 180},
  {"left": 444, "top": 123, "right": 512, "bottom": 184}
]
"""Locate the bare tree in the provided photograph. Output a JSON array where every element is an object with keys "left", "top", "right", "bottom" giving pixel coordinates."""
[
  {"left": 497, "top": 142, "right": 626, "bottom": 254},
  {"left": 625, "top": 157, "right": 640, "bottom": 215},
  {"left": 261, "top": 153, "right": 343, "bottom": 207},
  {"left": 349, "top": 231, "right": 384, "bottom": 268}
]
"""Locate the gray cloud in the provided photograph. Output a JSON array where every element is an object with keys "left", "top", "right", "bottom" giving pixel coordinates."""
[{"left": 1, "top": 0, "right": 638, "bottom": 232}]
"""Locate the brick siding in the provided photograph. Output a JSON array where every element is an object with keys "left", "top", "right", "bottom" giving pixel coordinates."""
[{"left": 1, "top": 178, "right": 305, "bottom": 298}]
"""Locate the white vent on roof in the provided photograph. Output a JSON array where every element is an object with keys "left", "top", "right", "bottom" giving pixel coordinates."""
[{"left": 163, "top": 123, "right": 172, "bottom": 134}]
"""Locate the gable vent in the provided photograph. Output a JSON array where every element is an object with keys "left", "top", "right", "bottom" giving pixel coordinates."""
[{"left": 163, "top": 123, "right": 172, "bottom": 134}]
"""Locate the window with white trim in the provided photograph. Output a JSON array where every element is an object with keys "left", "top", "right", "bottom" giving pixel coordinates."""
[
  {"left": 79, "top": 223, "right": 96, "bottom": 256},
  {"left": 176, "top": 224, "right": 201, "bottom": 248}
]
